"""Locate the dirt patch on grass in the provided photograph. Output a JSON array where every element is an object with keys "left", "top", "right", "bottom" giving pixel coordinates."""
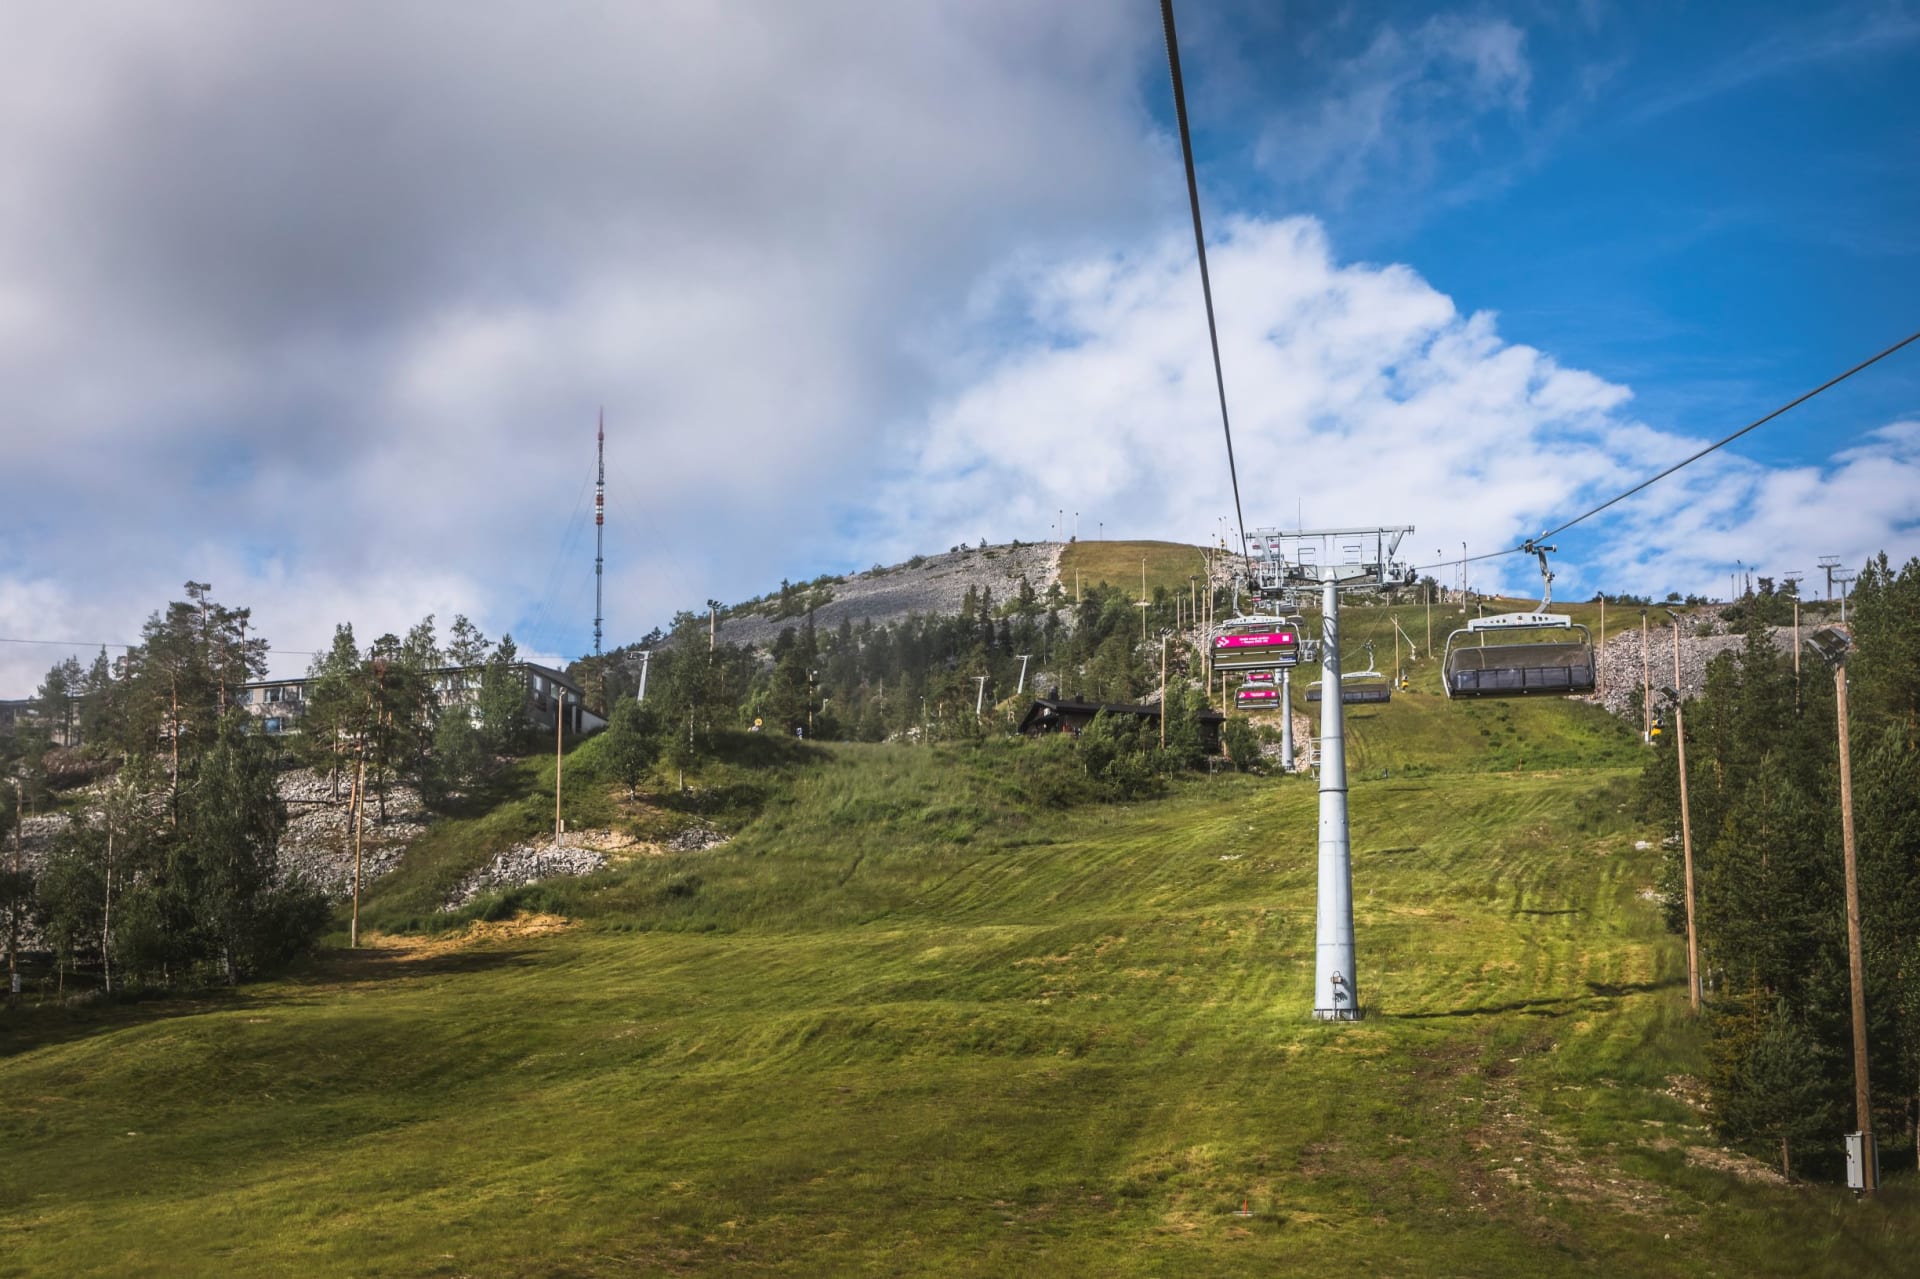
[
  {"left": 1684, "top": 1144, "right": 1789, "bottom": 1186},
  {"left": 1419, "top": 1034, "right": 1673, "bottom": 1233},
  {"left": 364, "top": 913, "right": 575, "bottom": 958}
]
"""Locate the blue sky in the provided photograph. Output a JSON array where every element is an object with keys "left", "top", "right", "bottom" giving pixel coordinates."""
[
  {"left": 0, "top": 1, "right": 1915, "bottom": 692},
  {"left": 1182, "top": 1, "right": 1918, "bottom": 546}
]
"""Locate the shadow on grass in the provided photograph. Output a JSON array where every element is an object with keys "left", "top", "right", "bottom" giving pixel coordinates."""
[
  {"left": 1392, "top": 976, "right": 1684, "bottom": 1020},
  {"left": 0, "top": 986, "right": 261, "bottom": 1060},
  {"left": 293, "top": 943, "right": 542, "bottom": 986},
  {"left": 1584, "top": 977, "right": 1679, "bottom": 998},
  {"left": 1393, "top": 994, "right": 1586, "bottom": 1020},
  {"left": 2, "top": 941, "right": 542, "bottom": 1059}
]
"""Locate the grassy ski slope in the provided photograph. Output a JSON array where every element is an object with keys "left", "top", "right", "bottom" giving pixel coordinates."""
[{"left": 2, "top": 723, "right": 1914, "bottom": 1274}]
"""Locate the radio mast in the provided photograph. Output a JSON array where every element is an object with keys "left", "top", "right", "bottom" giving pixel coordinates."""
[{"left": 594, "top": 410, "right": 605, "bottom": 658}]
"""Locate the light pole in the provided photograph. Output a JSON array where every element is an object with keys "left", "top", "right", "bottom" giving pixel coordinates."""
[{"left": 1807, "top": 627, "right": 1877, "bottom": 1194}]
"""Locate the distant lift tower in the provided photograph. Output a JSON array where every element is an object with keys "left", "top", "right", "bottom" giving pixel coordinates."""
[
  {"left": 594, "top": 411, "right": 606, "bottom": 658},
  {"left": 1245, "top": 525, "right": 1417, "bottom": 1021},
  {"left": 1818, "top": 555, "right": 1842, "bottom": 603}
]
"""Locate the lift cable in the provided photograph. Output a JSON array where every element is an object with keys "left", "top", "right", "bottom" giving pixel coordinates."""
[
  {"left": 1160, "top": 0, "right": 1251, "bottom": 569},
  {"left": 1409, "top": 326, "right": 1920, "bottom": 578}
]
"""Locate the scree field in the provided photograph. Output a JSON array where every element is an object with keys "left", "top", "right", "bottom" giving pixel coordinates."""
[{"left": 2, "top": 655, "right": 1913, "bottom": 1275}]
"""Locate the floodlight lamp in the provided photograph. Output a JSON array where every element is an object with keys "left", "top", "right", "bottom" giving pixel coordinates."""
[{"left": 1805, "top": 627, "right": 1851, "bottom": 669}]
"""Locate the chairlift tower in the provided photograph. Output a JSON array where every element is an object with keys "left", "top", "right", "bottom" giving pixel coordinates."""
[
  {"left": 1818, "top": 555, "right": 1842, "bottom": 602},
  {"left": 1242, "top": 525, "right": 1416, "bottom": 1021}
]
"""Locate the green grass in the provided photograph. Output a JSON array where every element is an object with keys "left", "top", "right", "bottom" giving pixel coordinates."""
[
  {"left": 1059, "top": 539, "right": 1210, "bottom": 599},
  {"left": 3, "top": 722, "right": 1915, "bottom": 1273},
  {"left": 1224, "top": 597, "right": 1646, "bottom": 774}
]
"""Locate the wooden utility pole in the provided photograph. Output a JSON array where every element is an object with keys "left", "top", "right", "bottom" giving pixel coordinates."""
[
  {"left": 350, "top": 732, "right": 366, "bottom": 949},
  {"left": 1671, "top": 621, "right": 1700, "bottom": 1013},
  {"left": 1203, "top": 555, "right": 1214, "bottom": 689},
  {"left": 1598, "top": 597, "right": 1606, "bottom": 694},
  {"left": 1792, "top": 594, "right": 1801, "bottom": 703},
  {"left": 8, "top": 785, "right": 20, "bottom": 1005},
  {"left": 555, "top": 693, "right": 565, "bottom": 852},
  {"left": 1833, "top": 653, "right": 1878, "bottom": 1194},
  {"left": 168, "top": 672, "right": 181, "bottom": 828},
  {"left": 101, "top": 818, "right": 114, "bottom": 994},
  {"left": 1159, "top": 638, "right": 1168, "bottom": 748},
  {"left": 1424, "top": 582, "right": 1432, "bottom": 658},
  {"left": 1641, "top": 610, "right": 1652, "bottom": 740}
]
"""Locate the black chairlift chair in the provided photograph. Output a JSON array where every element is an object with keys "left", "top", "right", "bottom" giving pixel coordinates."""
[
  {"left": 1306, "top": 641, "right": 1393, "bottom": 704},
  {"left": 1441, "top": 544, "right": 1596, "bottom": 699}
]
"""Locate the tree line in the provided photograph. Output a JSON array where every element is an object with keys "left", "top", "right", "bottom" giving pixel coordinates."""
[
  {"left": 1, "top": 585, "right": 546, "bottom": 997},
  {"left": 574, "top": 573, "right": 1226, "bottom": 750},
  {"left": 4, "top": 583, "right": 319, "bottom": 995},
  {"left": 1639, "top": 552, "right": 1920, "bottom": 1179}
]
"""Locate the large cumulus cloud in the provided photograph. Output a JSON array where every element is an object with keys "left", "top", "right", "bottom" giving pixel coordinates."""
[{"left": 0, "top": 1, "right": 1165, "bottom": 687}]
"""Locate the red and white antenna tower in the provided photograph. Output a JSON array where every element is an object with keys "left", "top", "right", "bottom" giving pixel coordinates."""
[{"left": 594, "top": 410, "right": 605, "bottom": 658}]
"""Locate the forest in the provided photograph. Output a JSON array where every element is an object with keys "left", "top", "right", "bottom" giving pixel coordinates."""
[{"left": 1641, "top": 553, "right": 1920, "bottom": 1176}]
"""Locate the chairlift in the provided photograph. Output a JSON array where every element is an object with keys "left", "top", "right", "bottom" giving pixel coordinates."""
[
  {"left": 1235, "top": 686, "right": 1283, "bottom": 710},
  {"left": 1441, "top": 543, "right": 1596, "bottom": 699},
  {"left": 1306, "top": 641, "right": 1393, "bottom": 704},
  {"left": 1210, "top": 612, "right": 1302, "bottom": 673}
]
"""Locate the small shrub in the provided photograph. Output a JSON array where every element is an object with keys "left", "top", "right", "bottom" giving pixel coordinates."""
[{"left": 1221, "top": 718, "right": 1259, "bottom": 772}]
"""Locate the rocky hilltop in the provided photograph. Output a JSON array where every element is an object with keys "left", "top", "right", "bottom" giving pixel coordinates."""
[{"left": 712, "top": 541, "right": 1066, "bottom": 650}]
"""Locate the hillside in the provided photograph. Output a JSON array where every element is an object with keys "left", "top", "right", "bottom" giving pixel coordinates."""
[
  {"left": 1058, "top": 539, "right": 1214, "bottom": 599},
  {"left": 703, "top": 539, "right": 1224, "bottom": 653},
  {"left": 3, "top": 682, "right": 1913, "bottom": 1275},
  {"left": 710, "top": 541, "right": 1066, "bottom": 650}
]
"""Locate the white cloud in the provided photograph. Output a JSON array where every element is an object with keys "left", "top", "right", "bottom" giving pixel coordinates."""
[
  {"left": 874, "top": 215, "right": 1919, "bottom": 603},
  {"left": 1255, "top": 16, "right": 1531, "bottom": 204}
]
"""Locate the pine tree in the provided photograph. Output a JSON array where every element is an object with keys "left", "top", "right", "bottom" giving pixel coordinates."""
[
  {"left": 176, "top": 728, "right": 289, "bottom": 984},
  {"left": 77, "top": 648, "right": 116, "bottom": 750},
  {"left": 36, "top": 656, "right": 82, "bottom": 747},
  {"left": 478, "top": 635, "right": 530, "bottom": 756},
  {"left": 1707, "top": 993, "right": 1840, "bottom": 1179},
  {"left": 604, "top": 698, "right": 660, "bottom": 798}
]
